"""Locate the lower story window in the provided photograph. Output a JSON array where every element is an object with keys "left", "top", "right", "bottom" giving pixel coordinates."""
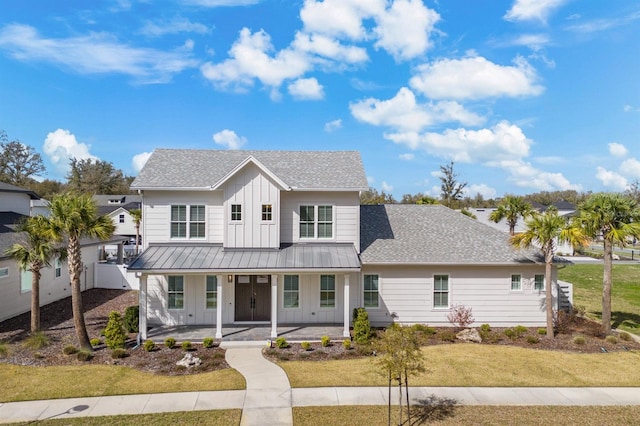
[
  {"left": 433, "top": 274, "right": 449, "bottom": 308},
  {"left": 363, "top": 274, "right": 379, "bottom": 308},
  {"left": 206, "top": 276, "right": 217, "bottom": 309},
  {"left": 320, "top": 275, "right": 335, "bottom": 308},
  {"left": 283, "top": 275, "right": 299, "bottom": 308},
  {"left": 534, "top": 274, "right": 545, "bottom": 291},
  {"left": 168, "top": 276, "right": 184, "bottom": 309},
  {"left": 55, "top": 258, "right": 62, "bottom": 278},
  {"left": 511, "top": 274, "right": 522, "bottom": 291},
  {"left": 0, "top": 267, "right": 8, "bottom": 278},
  {"left": 21, "top": 270, "right": 32, "bottom": 293}
]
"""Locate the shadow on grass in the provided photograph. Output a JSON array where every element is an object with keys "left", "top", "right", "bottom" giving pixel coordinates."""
[
  {"left": 611, "top": 311, "right": 640, "bottom": 331},
  {"left": 408, "top": 395, "right": 458, "bottom": 425}
]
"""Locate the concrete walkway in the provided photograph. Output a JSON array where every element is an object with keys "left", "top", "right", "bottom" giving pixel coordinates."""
[{"left": 1, "top": 345, "right": 640, "bottom": 424}]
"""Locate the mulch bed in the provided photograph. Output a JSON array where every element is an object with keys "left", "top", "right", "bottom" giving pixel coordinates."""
[{"left": 1, "top": 289, "right": 638, "bottom": 372}]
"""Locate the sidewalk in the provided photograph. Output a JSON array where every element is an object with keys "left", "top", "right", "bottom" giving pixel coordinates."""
[{"left": 1, "top": 344, "right": 640, "bottom": 424}]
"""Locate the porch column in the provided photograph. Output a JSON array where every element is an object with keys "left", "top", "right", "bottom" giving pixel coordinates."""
[
  {"left": 216, "top": 274, "right": 223, "bottom": 339},
  {"left": 138, "top": 274, "right": 148, "bottom": 340},
  {"left": 343, "top": 274, "right": 350, "bottom": 338},
  {"left": 271, "top": 274, "right": 278, "bottom": 338}
]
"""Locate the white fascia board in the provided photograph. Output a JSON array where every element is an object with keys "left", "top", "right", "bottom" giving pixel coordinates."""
[{"left": 210, "top": 156, "right": 290, "bottom": 191}]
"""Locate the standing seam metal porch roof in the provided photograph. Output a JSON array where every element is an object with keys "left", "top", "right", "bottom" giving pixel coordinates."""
[{"left": 127, "top": 243, "right": 361, "bottom": 272}]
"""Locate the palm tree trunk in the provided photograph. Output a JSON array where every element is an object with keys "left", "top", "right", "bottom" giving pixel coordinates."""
[
  {"left": 69, "top": 236, "right": 92, "bottom": 349},
  {"left": 30, "top": 269, "right": 41, "bottom": 333},
  {"left": 602, "top": 238, "right": 613, "bottom": 334},
  {"left": 545, "top": 251, "right": 554, "bottom": 339}
]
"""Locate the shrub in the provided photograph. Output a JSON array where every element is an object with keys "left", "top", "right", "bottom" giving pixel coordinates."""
[
  {"left": 63, "top": 344, "right": 78, "bottom": 355},
  {"left": 0, "top": 341, "right": 9, "bottom": 358},
  {"left": 301, "top": 341, "right": 311, "bottom": 351},
  {"left": 573, "top": 335, "right": 586, "bottom": 345},
  {"left": 412, "top": 323, "right": 436, "bottom": 336},
  {"left": 343, "top": 339, "right": 352, "bottom": 350},
  {"left": 504, "top": 328, "right": 517, "bottom": 340},
  {"left": 275, "top": 337, "right": 288, "bottom": 349},
  {"left": 143, "top": 339, "right": 155, "bottom": 352},
  {"left": 619, "top": 332, "right": 632, "bottom": 342},
  {"left": 353, "top": 307, "right": 372, "bottom": 345},
  {"left": 164, "top": 337, "right": 176, "bottom": 349},
  {"left": 90, "top": 338, "right": 101, "bottom": 347},
  {"left": 605, "top": 335, "right": 617, "bottom": 344},
  {"left": 203, "top": 337, "right": 215, "bottom": 348},
  {"left": 111, "top": 348, "right": 128, "bottom": 359},
  {"left": 104, "top": 311, "right": 127, "bottom": 349},
  {"left": 515, "top": 325, "right": 528, "bottom": 335},
  {"left": 526, "top": 336, "right": 539, "bottom": 345},
  {"left": 123, "top": 305, "right": 139, "bottom": 333},
  {"left": 446, "top": 304, "right": 475, "bottom": 328},
  {"left": 23, "top": 332, "right": 50, "bottom": 350},
  {"left": 321, "top": 336, "right": 331, "bottom": 347},
  {"left": 181, "top": 341, "right": 192, "bottom": 351},
  {"left": 479, "top": 324, "right": 491, "bottom": 333},
  {"left": 537, "top": 328, "right": 547, "bottom": 335},
  {"left": 77, "top": 349, "right": 93, "bottom": 361},
  {"left": 439, "top": 330, "right": 456, "bottom": 342}
]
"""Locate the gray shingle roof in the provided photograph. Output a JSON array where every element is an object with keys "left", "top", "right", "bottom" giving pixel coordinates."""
[
  {"left": 0, "top": 182, "right": 39, "bottom": 199},
  {"left": 128, "top": 243, "right": 361, "bottom": 272},
  {"left": 360, "top": 204, "right": 543, "bottom": 265},
  {"left": 131, "top": 149, "right": 369, "bottom": 191}
]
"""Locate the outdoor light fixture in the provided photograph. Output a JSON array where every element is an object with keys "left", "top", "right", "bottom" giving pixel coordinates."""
[{"left": 227, "top": 274, "right": 233, "bottom": 283}]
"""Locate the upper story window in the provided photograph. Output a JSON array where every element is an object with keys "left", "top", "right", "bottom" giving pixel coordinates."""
[
  {"left": 171, "top": 205, "right": 205, "bottom": 239},
  {"left": 534, "top": 274, "right": 545, "bottom": 291},
  {"left": 511, "top": 274, "right": 522, "bottom": 291},
  {"left": 231, "top": 204, "right": 242, "bottom": 221},
  {"left": 119, "top": 214, "right": 125, "bottom": 224},
  {"left": 262, "top": 204, "right": 273, "bottom": 221},
  {"left": 300, "top": 205, "right": 333, "bottom": 239}
]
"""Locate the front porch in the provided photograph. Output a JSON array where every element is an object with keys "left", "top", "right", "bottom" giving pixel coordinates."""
[{"left": 145, "top": 324, "right": 346, "bottom": 343}]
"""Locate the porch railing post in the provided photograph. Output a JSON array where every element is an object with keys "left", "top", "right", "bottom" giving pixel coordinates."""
[
  {"left": 271, "top": 275, "right": 278, "bottom": 338},
  {"left": 139, "top": 274, "right": 148, "bottom": 340},
  {"left": 343, "top": 274, "right": 350, "bottom": 338},
  {"left": 216, "top": 274, "right": 223, "bottom": 339}
]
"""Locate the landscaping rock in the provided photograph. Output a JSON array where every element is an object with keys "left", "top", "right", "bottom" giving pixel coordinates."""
[
  {"left": 176, "top": 353, "right": 202, "bottom": 368},
  {"left": 457, "top": 328, "right": 482, "bottom": 343}
]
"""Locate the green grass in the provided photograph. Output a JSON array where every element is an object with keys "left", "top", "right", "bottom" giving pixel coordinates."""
[
  {"left": 23, "top": 410, "right": 242, "bottom": 425},
  {"left": 559, "top": 264, "right": 640, "bottom": 334},
  {"left": 0, "top": 364, "right": 245, "bottom": 403},
  {"left": 280, "top": 344, "right": 640, "bottom": 388}
]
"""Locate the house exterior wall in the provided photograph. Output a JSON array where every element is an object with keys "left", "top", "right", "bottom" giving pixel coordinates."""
[
  {"left": 0, "top": 192, "right": 31, "bottom": 216},
  {"left": 222, "top": 163, "right": 280, "bottom": 248},
  {"left": 359, "top": 264, "right": 556, "bottom": 327},
  {"left": 109, "top": 209, "right": 137, "bottom": 236}
]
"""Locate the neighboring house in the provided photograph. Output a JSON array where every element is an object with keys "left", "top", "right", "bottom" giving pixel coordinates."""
[
  {"left": 129, "top": 149, "right": 568, "bottom": 341},
  {"left": 93, "top": 194, "right": 142, "bottom": 258},
  {"left": 0, "top": 183, "right": 127, "bottom": 322}
]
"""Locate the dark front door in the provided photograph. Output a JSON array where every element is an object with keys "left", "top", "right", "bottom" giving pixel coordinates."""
[{"left": 234, "top": 275, "right": 271, "bottom": 321}]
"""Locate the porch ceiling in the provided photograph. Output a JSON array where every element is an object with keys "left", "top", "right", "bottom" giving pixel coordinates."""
[{"left": 127, "top": 243, "right": 361, "bottom": 273}]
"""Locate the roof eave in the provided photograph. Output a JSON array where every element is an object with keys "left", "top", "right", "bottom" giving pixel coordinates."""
[{"left": 210, "top": 156, "right": 290, "bottom": 191}]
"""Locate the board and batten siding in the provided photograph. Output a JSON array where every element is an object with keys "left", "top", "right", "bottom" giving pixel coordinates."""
[
  {"left": 141, "top": 191, "right": 223, "bottom": 249},
  {"left": 361, "top": 265, "right": 555, "bottom": 327},
  {"left": 280, "top": 192, "right": 360, "bottom": 250},
  {"left": 222, "top": 163, "right": 280, "bottom": 249}
]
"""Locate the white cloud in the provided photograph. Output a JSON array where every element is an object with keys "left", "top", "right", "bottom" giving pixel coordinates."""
[
  {"left": 288, "top": 77, "right": 325, "bottom": 100},
  {"left": 140, "top": 17, "right": 211, "bottom": 37},
  {"left": 200, "top": 28, "right": 311, "bottom": 90},
  {"left": 399, "top": 153, "right": 414, "bottom": 161},
  {"left": 620, "top": 158, "right": 640, "bottom": 178},
  {"left": 291, "top": 32, "right": 368, "bottom": 64},
  {"left": 384, "top": 121, "right": 532, "bottom": 163},
  {"left": 299, "top": 0, "right": 382, "bottom": 41},
  {"left": 367, "top": 175, "right": 375, "bottom": 184},
  {"left": 182, "top": 0, "right": 262, "bottom": 6},
  {"left": 350, "top": 87, "right": 484, "bottom": 132},
  {"left": 565, "top": 11, "right": 640, "bottom": 33},
  {"left": 497, "top": 159, "right": 580, "bottom": 191},
  {"left": 507, "top": 33, "right": 551, "bottom": 51},
  {"left": 324, "top": 119, "right": 343, "bottom": 132},
  {"left": 381, "top": 181, "right": 393, "bottom": 192},
  {"left": 608, "top": 142, "right": 628, "bottom": 157},
  {"left": 504, "top": 0, "right": 567, "bottom": 23},
  {"left": 43, "top": 129, "right": 98, "bottom": 175},
  {"left": 596, "top": 166, "right": 628, "bottom": 191},
  {"left": 212, "top": 129, "right": 247, "bottom": 149},
  {"left": 464, "top": 183, "right": 497, "bottom": 199},
  {"left": 0, "top": 24, "right": 199, "bottom": 84},
  {"left": 132, "top": 152, "right": 152, "bottom": 173},
  {"left": 373, "top": 0, "right": 441, "bottom": 61},
  {"left": 410, "top": 55, "right": 544, "bottom": 100}
]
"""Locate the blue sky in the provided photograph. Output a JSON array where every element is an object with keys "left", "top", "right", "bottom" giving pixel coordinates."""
[{"left": 0, "top": 0, "right": 638, "bottom": 199}]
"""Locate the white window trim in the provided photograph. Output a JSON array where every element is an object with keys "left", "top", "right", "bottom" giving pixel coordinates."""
[
  {"left": 282, "top": 275, "right": 300, "bottom": 309},
  {"left": 510, "top": 273, "right": 523, "bottom": 292},
  {"left": 319, "top": 274, "right": 337, "bottom": 309},
  {"left": 170, "top": 205, "right": 206, "bottom": 240},
  {"left": 432, "top": 273, "right": 450, "bottom": 310},
  {"left": 298, "top": 203, "right": 335, "bottom": 241},
  {"left": 168, "top": 276, "right": 185, "bottom": 310},
  {"left": 230, "top": 203, "right": 243, "bottom": 223},
  {"left": 533, "top": 274, "right": 546, "bottom": 292},
  {"left": 261, "top": 203, "right": 274, "bottom": 223},
  {"left": 0, "top": 267, "right": 8, "bottom": 279},
  {"left": 363, "top": 273, "right": 381, "bottom": 309},
  {"left": 205, "top": 275, "right": 217, "bottom": 310}
]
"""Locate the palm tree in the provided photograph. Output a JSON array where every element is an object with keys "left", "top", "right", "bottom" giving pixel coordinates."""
[
  {"left": 46, "top": 193, "right": 115, "bottom": 349},
  {"left": 130, "top": 208, "right": 142, "bottom": 255},
  {"left": 574, "top": 193, "right": 640, "bottom": 334},
  {"left": 5, "top": 216, "right": 66, "bottom": 333},
  {"left": 490, "top": 195, "right": 534, "bottom": 236},
  {"left": 511, "top": 209, "right": 589, "bottom": 338}
]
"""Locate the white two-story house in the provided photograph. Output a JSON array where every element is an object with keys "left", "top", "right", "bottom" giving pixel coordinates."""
[{"left": 129, "top": 149, "right": 570, "bottom": 341}]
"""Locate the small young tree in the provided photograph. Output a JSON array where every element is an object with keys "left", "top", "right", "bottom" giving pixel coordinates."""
[
  {"left": 374, "top": 324, "right": 425, "bottom": 426},
  {"left": 353, "top": 307, "right": 372, "bottom": 344},
  {"left": 104, "top": 311, "right": 127, "bottom": 349}
]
